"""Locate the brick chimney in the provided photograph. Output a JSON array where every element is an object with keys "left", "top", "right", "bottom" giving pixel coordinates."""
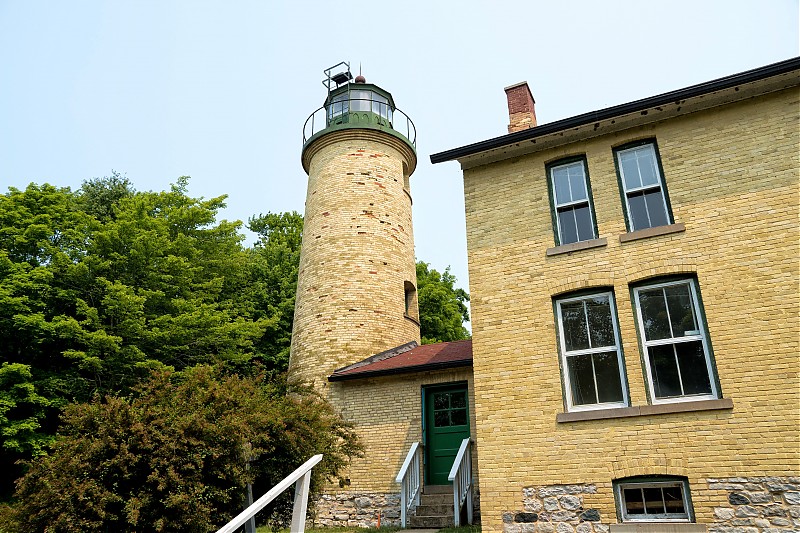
[{"left": 505, "top": 81, "right": 537, "bottom": 133}]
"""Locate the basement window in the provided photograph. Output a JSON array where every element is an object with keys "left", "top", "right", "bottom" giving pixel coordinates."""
[{"left": 615, "top": 477, "right": 692, "bottom": 522}]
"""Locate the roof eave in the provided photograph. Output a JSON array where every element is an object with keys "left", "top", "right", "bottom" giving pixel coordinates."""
[
  {"left": 328, "top": 358, "right": 473, "bottom": 382},
  {"left": 430, "top": 57, "right": 800, "bottom": 169}
]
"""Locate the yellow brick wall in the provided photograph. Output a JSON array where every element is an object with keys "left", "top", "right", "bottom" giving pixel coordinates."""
[
  {"left": 463, "top": 87, "right": 799, "bottom": 531},
  {"left": 329, "top": 367, "right": 479, "bottom": 493},
  {"left": 289, "top": 130, "right": 420, "bottom": 393}
]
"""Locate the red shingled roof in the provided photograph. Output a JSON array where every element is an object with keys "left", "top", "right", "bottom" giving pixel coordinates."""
[{"left": 328, "top": 339, "right": 473, "bottom": 381}]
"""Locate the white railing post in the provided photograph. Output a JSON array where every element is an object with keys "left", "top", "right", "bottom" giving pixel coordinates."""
[
  {"left": 448, "top": 438, "right": 473, "bottom": 527},
  {"left": 290, "top": 469, "right": 313, "bottom": 533},
  {"left": 395, "top": 442, "right": 422, "bottom": 528},
  {"left": 217, "top": 454, "right": 323, "bottom": 533}
]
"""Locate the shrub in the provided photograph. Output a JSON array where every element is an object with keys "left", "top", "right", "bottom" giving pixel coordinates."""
[{"left": 8, "top": 366, "right": 361, "bottom": 532}]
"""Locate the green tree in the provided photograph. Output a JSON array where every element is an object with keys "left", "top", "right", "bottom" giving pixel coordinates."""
[
  {"left": 0, "top": 178, "right": 274, "bottom": 495},
  {"left": 7, "top": 366, "right": 361, "bottom": 533},
  {"left": 416, "top": 261, "right": 470, "bottom": 344},
  {"left": 242, "top": 212, "right": 304, "bottom": 375}
]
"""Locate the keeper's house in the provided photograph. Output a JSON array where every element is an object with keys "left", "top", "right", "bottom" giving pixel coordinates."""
[{"left": 430, "top": 57, "right": 800, "bottom": 533}]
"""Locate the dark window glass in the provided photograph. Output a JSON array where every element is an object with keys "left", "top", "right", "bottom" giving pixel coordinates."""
[
  {"left": 586, "top": 296, "right": 614, "bottom": 348},
  {"left": 624, "top": 488, "right": 645, "bottom": 514},
  {"left": 663, "top": 486, "right": 686, "bottom": 514},
  {"left": 649, "top": 345, "right": 682, "bottom": 398},
  {"left": 558, "top": 208, "right": 579, "bottom": 245},
  {"left": 434, "top": 410, "right": 449, "bottom": 427},
  {"left": 638, "top": 288, "right": 671, "bottom": 341},
  {"left": 561, "top": 301, "right": 589, "bottom": 352},
  {"left": 676, "top": 341, "right": 712, "bottom": 395},
  {"left": 594, "top": 352, "right": 624, "bottom": 403},
  {"left": 574, "top": 205, "right": 594, "bottom": 242},
  {"left": 450, "top": 409, "right": 467, "bottom": 426},
  {"left": 567, "top": 354, "right": 597, "bottom": 406},
  {"left": 665, "top": 284, "right": 696, "bottom": 337},
  {"left": 643, "top": 487, "right": 665, "bottom": 514},
  {"left": 434, "top": 393, "right": 448, "bottom": 410},
  {"left": 644, "top": 190, "right": 669, "bottom": 227},
  {"left": 627, "top": 192, "right": 650, "bottom": 231},
  {"left": 450, "top": 391, "right": 467, "bottom": 409}
]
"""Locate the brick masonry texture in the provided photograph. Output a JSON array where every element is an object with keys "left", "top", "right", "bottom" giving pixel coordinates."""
[
  {"left": 461, "top": 87, "right": 799, "bottom": 533},
  {"left": 290, "top": 130, "right": 420, "bottom": 392},
  {"left": 290, "top": 128, "right": 481, "bottom": 509}
]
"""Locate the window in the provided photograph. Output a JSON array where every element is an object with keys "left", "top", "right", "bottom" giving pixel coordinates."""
[
  {"left": 548, "top": 158, "right": 597, "bottom": 245},
  {"left": 615, "top": 477, "right": 692, "bottom": 522},
  {"left": 633, "top": 279, "right": 718, "bottom": 403},
  {"left": 555, "top": 291, "right": 627, "bottom": 411},
  {"left": 616, "top": 142, "right": 672, "bottom": 231},
  {"left": 404, "top": 281, "right": 416, "bottom": 316}
]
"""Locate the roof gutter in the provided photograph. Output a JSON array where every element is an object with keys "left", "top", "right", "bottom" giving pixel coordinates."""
[{"left": 430, "top": 57, "right": 800, "bottom": 164}]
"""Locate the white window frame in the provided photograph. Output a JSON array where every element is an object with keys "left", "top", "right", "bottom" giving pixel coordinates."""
[
  {"left": 633, "top": 279, "right": 718, "bottom": 404},
  {"left": 617, "top": 143, "right": 672, "bottom": 231},
  {"left": 556, "top": 291, "right": 629, "bottom": 412},
  {"left": 616, "top": 480, "right": 692, "bottom": 522},
  {"left": 549, "top": 159, "right": 597, "bottom": 245}
]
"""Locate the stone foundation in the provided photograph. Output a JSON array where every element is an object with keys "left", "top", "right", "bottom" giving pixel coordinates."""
[
  {"left": 708, "top": 476, "right": 800, "bottom": 532},
  {"left": 501, "top": 477, "right": 800, "bottom": 533},
  {"left": 503, "top": 484, "right": 609, "bottom": 533},
  {"left": 313, "top": 492, "right": 401, "bottom": 528}
]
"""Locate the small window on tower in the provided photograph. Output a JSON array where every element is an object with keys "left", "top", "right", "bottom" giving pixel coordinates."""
[{"left": 404, "top": 281, "right": 416, "bottom": 316}]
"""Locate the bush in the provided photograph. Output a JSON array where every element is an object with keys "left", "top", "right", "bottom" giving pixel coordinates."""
[{"left": 7, "top": 366, "right": 361, "bottom": 532}]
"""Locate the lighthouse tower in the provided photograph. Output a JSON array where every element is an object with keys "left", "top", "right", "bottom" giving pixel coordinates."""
[{"left": 289, "top": 62, "right": 420, "bottom": 391}]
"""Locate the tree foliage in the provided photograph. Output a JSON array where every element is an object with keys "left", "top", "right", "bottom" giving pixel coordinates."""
[
  {"left": 8, "top": 366, "right": 361, "bottom": 532},
  {"left": 0, "top": 178, "right": 299, "bottom": 496},
  {"left": 416, "top": 261, "right": 471, "bottom": 344}
]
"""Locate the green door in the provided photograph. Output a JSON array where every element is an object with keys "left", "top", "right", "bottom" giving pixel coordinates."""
[{"left": 424, "top": 384, "right": 470, "bottom": 485}]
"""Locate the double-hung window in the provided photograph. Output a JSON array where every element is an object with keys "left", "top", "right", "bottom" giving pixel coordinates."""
[
  {"left": 616, "top": 142, "right": 672, "bottom": 231},
  {"left": 548, "top": 158, "right": 597, "bottom": 245},
  {"left": 633, "top": 279, "right": 718, "bottom": 403},
  {"left": 555, "top": 291, "right": 627, "bottom": 410},
  {"left": 615, "top": 477, "right": 693, "bottom": 522}
]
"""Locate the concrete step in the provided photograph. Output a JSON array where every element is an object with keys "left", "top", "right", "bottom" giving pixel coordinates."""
[
  {"left": 418, "top": 493, "right": 453, "bottom": 506},
  {"left": 423, "top": 484, "right": 452, "bottom": 494},
  {"left": 408, "top": 514, "right": 455, "bottom": 529},
  {"left": 415, "top": 504, "right": 454, "bottom": 517}
]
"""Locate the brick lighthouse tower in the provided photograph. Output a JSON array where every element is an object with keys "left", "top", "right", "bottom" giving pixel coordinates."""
[{"left": 289, "top": 62, "right": 420, "bottom": 392}]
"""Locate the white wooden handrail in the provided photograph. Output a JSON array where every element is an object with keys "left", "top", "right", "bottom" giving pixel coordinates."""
[
  {"left": 395, "top": 442, "right": 422, "bottom": 528},
  {"left": 447, "top": 438, "right": 473, "bottom": 527},
  {"left": 217, "top": 454, "right": 323, "bottom": 533}
]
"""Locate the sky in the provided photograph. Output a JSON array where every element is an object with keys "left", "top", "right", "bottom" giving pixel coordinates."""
[{"left": 1, "top": 0, "right": 798, "bottom": 322}]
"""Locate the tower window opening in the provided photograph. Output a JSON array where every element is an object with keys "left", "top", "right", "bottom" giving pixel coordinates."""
[{"left": 404, "top": 281, "right": 417, "bottom": 316}]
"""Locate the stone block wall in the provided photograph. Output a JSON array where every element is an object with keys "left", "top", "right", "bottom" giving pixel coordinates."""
[{"left": 461, "top": 85, "right": 799, "bottom": 533}]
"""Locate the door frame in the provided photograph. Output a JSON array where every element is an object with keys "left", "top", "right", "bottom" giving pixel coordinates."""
[{"left": 421, "top": 381, "right": 470, "bottom": 486}]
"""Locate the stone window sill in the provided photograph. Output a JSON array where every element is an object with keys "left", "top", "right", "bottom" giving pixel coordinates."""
[
  {"left": 404, "top": 314, "right": 421, "bottom": 327},
  {"left": 619, "top": 223, "right": 685, "bottom": 243},
  {"left": 610, "top": 523, "right": 707, "bottom": 532},
  {"left": 546, "top": 237, "right": 607, "bottom": 256},
  {"left": 556, "top": 398, "right": 733, "bottom": 423}
]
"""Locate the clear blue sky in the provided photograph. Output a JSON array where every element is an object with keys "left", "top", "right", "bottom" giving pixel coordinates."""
[{"left": 1, "top": 1, "right": 798, "bottom": 320}]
